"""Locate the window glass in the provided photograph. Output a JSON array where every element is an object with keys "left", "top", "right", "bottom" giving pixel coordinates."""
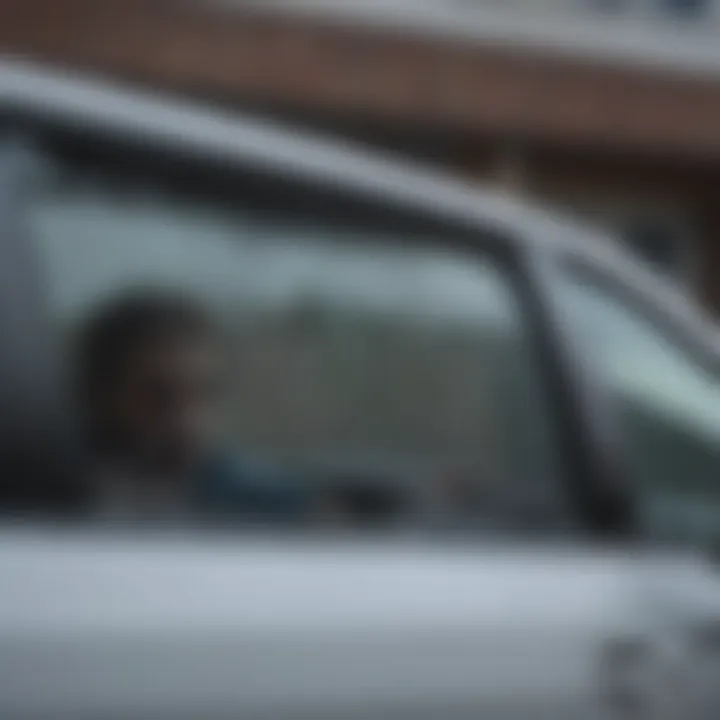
[
  {"left": 559, "top": 272, "right": 720, "bottom": 541},
  {"left": 20, "top": 137, "right": 566, "bottom": 533}
]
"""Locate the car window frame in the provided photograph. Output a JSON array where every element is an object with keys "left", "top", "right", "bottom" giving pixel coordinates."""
[
  {"left": 1, "top": 100, "right": 609, "bottom": 536},
  {"left": 0, "top": 133, "right": 85, "bottom": 512}
]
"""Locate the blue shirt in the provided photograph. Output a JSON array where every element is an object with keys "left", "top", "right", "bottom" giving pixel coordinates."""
[{"left": 196, "top": 454, "right": 310, "bottom": 523}]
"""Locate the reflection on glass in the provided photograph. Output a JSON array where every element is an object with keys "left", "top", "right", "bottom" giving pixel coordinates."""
[{"left": 22, "top": 149, "right": 565, "bottom": 532}]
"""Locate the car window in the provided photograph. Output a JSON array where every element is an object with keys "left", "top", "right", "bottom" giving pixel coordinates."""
[
  {"left": 14, "top": 130, "right": 570, "bottom": 534},
  {"left": 558, "top": 270, "right": 720, "bottom": 542}
]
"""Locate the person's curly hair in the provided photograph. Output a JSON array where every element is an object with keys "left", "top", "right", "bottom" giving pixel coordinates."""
[{"left": 74, "top": 288, "right": 216, "bottom": 449}]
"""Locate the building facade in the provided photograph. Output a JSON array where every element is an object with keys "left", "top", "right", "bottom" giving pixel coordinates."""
[{"left": 2, "top": 0, "right": 720, "bottom": 310}]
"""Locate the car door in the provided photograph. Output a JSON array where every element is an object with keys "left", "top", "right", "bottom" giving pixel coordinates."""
[
  {"left": 0, "top": 66, "right": 671, "bottom": 719},
  {"left": 550, "top": 253, "right": 720, "bottom": 718}
]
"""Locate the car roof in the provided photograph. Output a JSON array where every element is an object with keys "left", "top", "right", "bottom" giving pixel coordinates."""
[{"left": 0, "top": 58, "right": 716, "bottom": 353}]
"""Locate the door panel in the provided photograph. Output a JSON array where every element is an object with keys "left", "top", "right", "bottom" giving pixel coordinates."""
[
  {"left": 0, "top": 92, "right": 653, "bottom": 720},
  {"left": 0, "top": 534, "right": 636, "bottom": 720}
]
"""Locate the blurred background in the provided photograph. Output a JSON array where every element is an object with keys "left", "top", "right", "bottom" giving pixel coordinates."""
[{"left": 2, "top": 0, "right": 720, "bottom": 312}]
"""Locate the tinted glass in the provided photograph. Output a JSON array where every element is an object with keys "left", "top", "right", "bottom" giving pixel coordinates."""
[{"left": 17, "top": 133, "right": 567, "bottom": 534}]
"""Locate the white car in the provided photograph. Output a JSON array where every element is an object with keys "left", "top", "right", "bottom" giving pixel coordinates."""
[{"left": 0, "top": 60, "right": 719, "bottom": 719}]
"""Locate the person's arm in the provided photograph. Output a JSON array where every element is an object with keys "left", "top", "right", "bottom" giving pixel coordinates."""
[{"left": 200, "top": 455, "right": 312, "bottom": 523}]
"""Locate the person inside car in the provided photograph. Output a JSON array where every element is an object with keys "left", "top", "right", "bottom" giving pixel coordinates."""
[{"left": 75, "top": 289, "right": 310, "bottom": 525}]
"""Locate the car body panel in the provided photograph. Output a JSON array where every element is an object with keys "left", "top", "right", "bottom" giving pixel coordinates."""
[
  {"left": 0, "top": 59, "right": 719, "bottom": 719},
  {"left": 0, "top": 531, "right": 673, "bottom": 718}
]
